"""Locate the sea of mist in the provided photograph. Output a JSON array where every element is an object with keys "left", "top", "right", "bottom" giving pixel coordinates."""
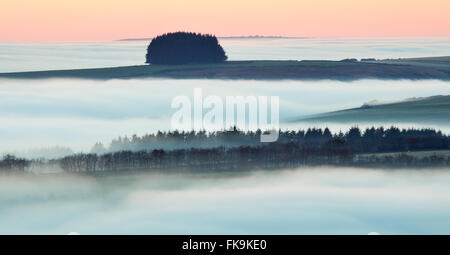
[
  {"left": 1, "top": 37, "right": 450, "bottom": 235},
  {"left": 0, "top": 78, "right": 450, "bottom": 155},
  {"left": 1, "top": 167, "right": 450, "bottom": 234}
]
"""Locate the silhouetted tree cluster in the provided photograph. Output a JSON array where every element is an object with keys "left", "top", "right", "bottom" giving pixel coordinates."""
[
  {"left": 346, "top": 126, "right": 449, "bottom": 153},
  {"left": 354, "top": 153, "right": 450, "bottom": 168},
  {"left": 145, "top": 32, "right": 227, "bottom": 64},
  {"left": 61, "top": 142, "right": 354, "bottom": 174},
  {"left": 101, "top": 126, "right": 449, "bottom": 154},
  {"left": 62, "top": 126, "right": 450, "bottom": 174},
  {"left": 0, "top": 155, "right": 29, "bottom": 174}
]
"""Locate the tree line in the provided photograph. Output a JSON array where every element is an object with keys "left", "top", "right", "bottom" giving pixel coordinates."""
[
  {"left": 3, "top": 126, "right": 450, "bottom": 175},
  {"left": 62, "top": 126, "right": 450, "bottom": 174},
  {"left": 62, "top": 137, "right": 450, "bottom": 174},
  {"left": 62, "top": 141, "right": 355, "bottom": 174},
  {"left": 94, "top": 126, "right": 449, "bottom": 154},
  {"left": 0, "top": 155, "right": 29, "bottom": 174}
]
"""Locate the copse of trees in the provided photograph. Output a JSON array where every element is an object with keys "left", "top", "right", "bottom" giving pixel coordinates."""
[
  {"left": 61, "top": 142, "right": 355, "bottom": 174},
  {"left": 0, "top": 155, "right": 29, "bottom": 174},
  {"left": 145, "top": 32, "right": 228, "bottom": 64},
  {"left": 4, "top": 126, "right": 449, "bottom": 176},
  {"left": 60, "top": 134, "right": 450, "bottom": 174},
  {"left": 55, "top": 126, "right": 450, "bottom": 174},
  {"left": 97, "top": 126, "right": 450, "bottom": 154}
]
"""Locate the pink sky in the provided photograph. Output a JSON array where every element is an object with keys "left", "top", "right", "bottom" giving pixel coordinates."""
[{"left": 1, "top": 0, "right": 449, "bottom": 42}]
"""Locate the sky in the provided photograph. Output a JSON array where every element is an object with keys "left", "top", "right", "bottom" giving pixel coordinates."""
[{"left": 1, "top": 0, "right": 449, "bottom": 42}]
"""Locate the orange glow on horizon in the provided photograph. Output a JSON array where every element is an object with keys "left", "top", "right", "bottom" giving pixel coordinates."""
[{"left": 1, "top": 0, "right": 449, "bottom": 42}]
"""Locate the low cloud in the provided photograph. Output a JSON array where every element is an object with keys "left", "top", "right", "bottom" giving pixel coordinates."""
[
  {"left": 0, "top": 78, "right": 450, "bottom": 153},
  {"left": 1, "top": 167, "right": 450, "bottom": 234}
]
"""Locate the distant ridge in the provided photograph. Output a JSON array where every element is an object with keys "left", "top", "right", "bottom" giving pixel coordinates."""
[
  {"left": 1, "top": 57, "right": 449, "bottom": 81},
  {"left": 118, "top": 36, "right": 305, "bottom": 41},
  {"left": 218, "top": 36, "right": 307, "bottom": 39},
  {"left": 118, "top": 38, "right": 153, "bottom": 41}
]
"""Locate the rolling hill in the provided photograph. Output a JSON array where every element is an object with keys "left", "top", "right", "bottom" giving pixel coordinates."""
[
  {"left": 297, "top": 95, "right": 450, "bottom": 124},
  {"left": 1, "top": 57, "right": 449, "bottom": 80}
]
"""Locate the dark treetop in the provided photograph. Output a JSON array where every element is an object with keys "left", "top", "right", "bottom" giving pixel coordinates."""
[{"left": 145, "top": 32, "right": 228, "bottom": 65}]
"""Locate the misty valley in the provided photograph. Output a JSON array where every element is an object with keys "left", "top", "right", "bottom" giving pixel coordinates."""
[
  {"left": 0, "top": 77, "right": 450, "bottom": 234},
  {"left": 3, "top": 126, "right": 450, "bottom": 176},
  {"left": 1, "top": 38, "right": 450, "bottom": 235},
  {"left": 2, "top": 167, "right": 450, "bottom": 234}
]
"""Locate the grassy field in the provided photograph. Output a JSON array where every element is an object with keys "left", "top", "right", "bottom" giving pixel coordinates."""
[
  {"left": 358, "top": 150, "right": 450, "bottom": 159},
  {"left": 374, "top": 56, "right": 450, "bottom": 69},
  {"left": 297, "top": 95, "right": 450, "bottom": 125},
  {"left": 0, "top": 57, "right": 449, "bottom": 80}
]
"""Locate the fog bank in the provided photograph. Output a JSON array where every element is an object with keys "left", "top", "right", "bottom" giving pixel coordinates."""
[
  {"left": 1, "top": 78, "right": 450, "bottom": 154},
  {"left": 1, "top": 167, "right": 450, "bottom": 234}
]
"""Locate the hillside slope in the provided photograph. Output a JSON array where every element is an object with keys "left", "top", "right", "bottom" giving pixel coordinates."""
[
  {"left": 297, "top": 95, "right": 450, "bottom": 124},
  {"left": 1, "top": 58, "right": 450, "bottom": 80}
]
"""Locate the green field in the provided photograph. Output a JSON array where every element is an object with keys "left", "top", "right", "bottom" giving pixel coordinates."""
[
  {"left": 375, "top": 56, "right": 450, "bottom": 69},
  {"left": 297, "top": 95, "right": 450, "bottom": 125},
  {"left": 1, "top": 57, "right": 449, "bottom": 80},
  {"left": 358, "top": 150, "right": 450, "bottom": 159}
]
